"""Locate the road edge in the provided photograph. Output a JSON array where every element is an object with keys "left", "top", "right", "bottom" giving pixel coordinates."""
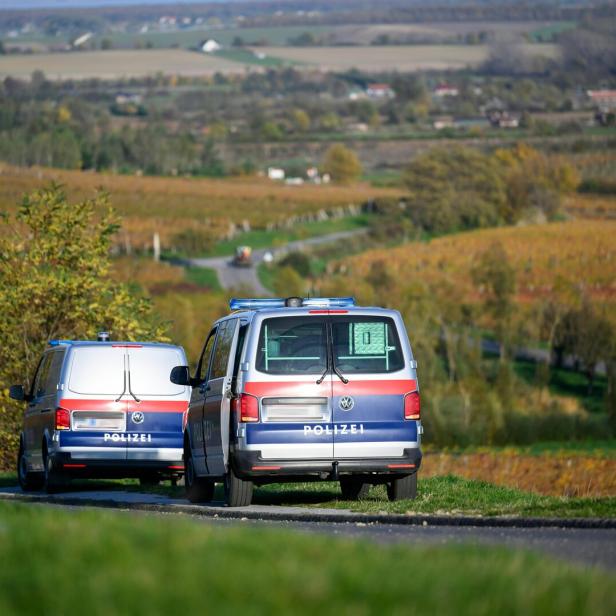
[{"left": 1, "top": 491, "right": 615, "bottom": 529}]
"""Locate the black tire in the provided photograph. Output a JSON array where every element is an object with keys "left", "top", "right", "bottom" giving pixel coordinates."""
[
  {"left": 387, "top": 473, "right": 417, "bottom": 502},
  {"left": 224, "top": 463, "right": 253, "bottom": 507},
  {"left": 339, "top": 477, "right": 370, "bottom": 500},
  {"left": 43, "top": 449, "right": 67, "bottom": 494},
  {"left": 17, "top": 442, "right": 43, "bottom": 492},
  {"left": 185, "top": 447, "right": 215, "bottom": 503}
]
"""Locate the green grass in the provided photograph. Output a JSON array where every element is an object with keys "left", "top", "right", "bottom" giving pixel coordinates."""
[
  {"left": 213, "top": 48, "right": 297, "bottom": 67},
  {"left": 257, "top": 262, "right": 277, "bottom": 293},
  {"left": 528, "top": 21, "right": 576, "bottom": 42},
  {"left": 254, "top": 476, "right": 616, "bottom": 518},
  {"left": 3, "top": 473, "right": 614, "bottom": 519},
  {"left": 0, "top": 500, "right": 614, "bottom": 616},
  {"left": 203, "top": 214, "right": 371, "bottom": 257},
  {"left": 184, "top": 265, "right": 221, "bottom": 291},
  {"left": 430, "top": 440, "right": 616, "bottom": 458}
]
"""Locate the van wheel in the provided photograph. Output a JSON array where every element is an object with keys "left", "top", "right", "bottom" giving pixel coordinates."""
[
  {"left": 339, "top": 477, "right": 370, "bottom": 500},
  {"left": 43, "top": 451, "right": 67, "bottom": 494},
  {"left": 224, "top": 464, "right": 253, "bottom": 507},
  {"left": 387, "top": 473, "right": 417, "bottom": 501},
  {"left": 17, "top": 442, "right": 43, "bottom": 491},
  {"left": 185, "top": 449, "right": 214, "bottom": 503}
]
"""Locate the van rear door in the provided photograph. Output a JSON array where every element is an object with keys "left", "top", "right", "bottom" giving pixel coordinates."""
[
  {"left": 330, "top": 315, "right": 418, "bottom": 459},
  {"left": 125, "top": 345, "right": 188, "bottom": 464},
  {"left": 63, "top": 345, "right": 128, "bottom": 460},
  {"left": 244, "top": 315, "right": 333, "bottom": 461}
]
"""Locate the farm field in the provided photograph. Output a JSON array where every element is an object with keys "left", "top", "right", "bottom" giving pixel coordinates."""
[
  {"left": 0, "top": 44, "right": 561, "bottom": 79},
  {"left": 0, "top": 164, "right": 401, "bottom": 250},
  {"left": 255, "top": 44, "right": 560, "bottom": 72},
  {"left": 324, "top": 219, "right": 616, "bottom": 321},
  {"left": 1, "top": 501, "right": 613, "bottom": 615},
  {"left": 0, "top": 49, "right": 250, "bottom": 80}
]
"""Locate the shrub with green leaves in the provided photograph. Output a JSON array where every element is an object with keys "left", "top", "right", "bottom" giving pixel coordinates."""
[{"left": 0, "top": 184, "right": 167, "bottom": 469}]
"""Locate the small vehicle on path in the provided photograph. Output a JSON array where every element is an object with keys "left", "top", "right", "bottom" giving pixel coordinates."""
[
  {"left": 171, "top": 297, "right": 422, "bottom": 507},
  {"left": 11, "top": 334, "right": 190, "bottom": 493}
]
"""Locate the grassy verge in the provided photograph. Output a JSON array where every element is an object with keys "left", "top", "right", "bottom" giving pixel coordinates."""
[
  {"left": 184, "top": 265, "right": 221, "bottom": 291},
  {"left": 428, "top": 440, "right": 616, "bottom": 458},
  {"left": 0, "top": 500, "right": 614, "bottom": 615},
  {"left": 3, "top": 472, "right": 614, "bottom": 518}
]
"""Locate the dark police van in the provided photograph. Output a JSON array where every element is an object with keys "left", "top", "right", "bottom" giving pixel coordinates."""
[
  {"left": 11, "top": 336, "right": 190, "bottom": 493},
  {"left": 171, "top": 297, "right": 422, "bottom": 507}
]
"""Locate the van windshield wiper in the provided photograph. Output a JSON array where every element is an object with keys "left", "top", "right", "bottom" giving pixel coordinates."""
[
  {"left": 127, "top": 356, "right": 140, "bottom": 403},
  {"left": 316, "top": 364, "right": 329, "bottom": 385},
  {"left": 332, "top": 364, "right": 349, "bottom": 384},
  {"left": 115, "top": 369, "right": 127, "bottom": 402}
]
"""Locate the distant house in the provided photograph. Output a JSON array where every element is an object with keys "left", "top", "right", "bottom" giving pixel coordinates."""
[
  {"left": 587, "top": 90, "right": 616, "bottom": 111},
  {"left": 433, "top": 116, "right": 455, "bottom": 130},
  {"left": 366, "top": 83, "right": 395, "bottom": 100},
  {"left": 348, "top": 88, "right": 366, "bottom": 101},
  {"left": 200, "top": 39, "right": 222, "bottom": 53},
  {"left": 487, "top": 110, "right": 520, "bottom": 129},
  {"left": 433, "top": 83, "right": 459, "bottom": 98},
  {"left": 72, "top": 32, "right": 93, "bottom": 48},
  {"left": 115, "top": 93, "right": 143, "bottom": 105},
  {"left": 267, "top": 167, "right": 285, "bottom": 180}
]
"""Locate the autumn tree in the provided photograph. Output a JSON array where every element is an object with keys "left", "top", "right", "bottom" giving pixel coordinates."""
[
  {"left": 321, "top": 144, "right": 362, "bottom": 184},
  {"left": 0, "top": 185, "right": 167, "bottom": 468}
]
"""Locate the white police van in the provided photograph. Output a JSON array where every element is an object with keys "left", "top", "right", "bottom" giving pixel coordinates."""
[
  {"left": 11, "top": 335, "right": 190, "bottom": 493},
  {"left": 171, "top": 297, "right": 422, "bottom": 507}
]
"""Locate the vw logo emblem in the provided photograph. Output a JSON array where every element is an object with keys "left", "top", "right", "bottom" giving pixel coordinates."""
[
  {"left": 131, "top": 411, "right": 144, "bottom": 424},
  {"left": 339, "top": 396, "right": 354, "bottom": 411}
]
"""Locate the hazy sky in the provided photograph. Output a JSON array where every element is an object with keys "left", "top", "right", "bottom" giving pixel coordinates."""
[{"left": 0, "top": 0, "right": 238, "bottom": 9}]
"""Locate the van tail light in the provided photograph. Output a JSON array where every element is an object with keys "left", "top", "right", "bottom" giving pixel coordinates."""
[
  {"left": 55, "top": 407, "right": 71, "bottom": 430},
  {"left": 234, "top": 394, "right": 259, "bottom": 423},
  {"left": 404, "top": 392, "right": 420, "bottom": 420}
]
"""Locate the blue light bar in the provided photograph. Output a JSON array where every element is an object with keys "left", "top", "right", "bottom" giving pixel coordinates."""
[
  {"left": 48, "top": 339, "right": 73, "bottom": 346},
  {"left": 229, "top": 297, "right": 356, "bottom": 311}
]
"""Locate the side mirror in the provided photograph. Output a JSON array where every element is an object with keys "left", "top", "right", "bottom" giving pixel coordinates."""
[
  {"left": 170, "top": 365, "right": 191, "bottom": 386},
  {"left": 9, "top": 385, "right": 26, "bottom": 401}
]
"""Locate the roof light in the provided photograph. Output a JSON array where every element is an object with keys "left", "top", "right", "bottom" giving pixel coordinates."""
[
  {"left": 229, "top": 297, "right": 355, "bottom": 311},
  {"left": 48, "top": 340, "right": 73, "bottom": 347},
  {"left": 97, "top": 331, "right": 110, "bottom": 342}
]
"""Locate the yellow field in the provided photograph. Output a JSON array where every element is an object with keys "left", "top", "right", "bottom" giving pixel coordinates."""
[
  {"left": 0, "top": 49, "right": 249, "bottom": 81},
  {"left": 0, "top": 164, "right": 402, "bottom": 249},
  {"left": 327, "top": 220, "right": 616, "bottom": 316},
  {"left": 258, "top": 44, "right": 560, "bottom": 72},
  {"left": 565, "top": 194, "right": 616, "bottom": 219}
]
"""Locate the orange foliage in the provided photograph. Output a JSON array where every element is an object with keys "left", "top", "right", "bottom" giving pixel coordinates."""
[{"left": 422, "top": 451, "right": 616, "bottom": 497}]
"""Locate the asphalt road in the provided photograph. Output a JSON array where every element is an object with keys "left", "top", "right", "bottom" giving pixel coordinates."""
[
  {"left": 2, "top": 487, "right": 615, "bottom": 571},
  {"left": 187, "top": 229, "right": 367, "bottom": 294}
]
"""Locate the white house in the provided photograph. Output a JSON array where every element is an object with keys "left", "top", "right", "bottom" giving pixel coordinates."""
[
  {"left": 201, "top": 39, "right": 222, "bottom": 53},
  {"left": 267, "top": 167, "right": 285, "bottom": 180}
]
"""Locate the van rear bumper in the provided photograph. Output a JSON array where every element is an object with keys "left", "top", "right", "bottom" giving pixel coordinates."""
[
  {"left": 50, "top": 451, "right": 184, "bottom": 478},
  {"left": 232, "top": 447, "right": 422, "bottom": 480}
]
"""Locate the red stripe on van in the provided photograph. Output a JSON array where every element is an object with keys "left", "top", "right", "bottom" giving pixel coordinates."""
[
  {"left": 244, "top": 380, "right": 416, "bottom": 397},
  {"left": 60, "top": 399, "right": 187, "bottom": 413},
  {"left": 244, "top": 382, "right": 332, "bottom": 397}
]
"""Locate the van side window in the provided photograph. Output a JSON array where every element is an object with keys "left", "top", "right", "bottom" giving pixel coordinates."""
[
  {"left": 32, "top": 354, "right": 52, "bottom": 398},
  {"left": 44, "top": 351, "right": 65, "bottom": 395},
  {"left": 196, "top": 328, "right": 217, "bottom": 383},
  {"left": 210, "top": 319, "right": 236, "bottom": 379}
]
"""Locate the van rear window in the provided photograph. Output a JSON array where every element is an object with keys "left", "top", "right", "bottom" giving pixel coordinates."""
[
  {"left": 128, "top": 347, "right": 186, "bottom": 396},
  {"left": 68, "top": 347, "right": 125, "bottom": 395},
  {"left": 256, "top": 317, "right": 327, "bottom": 375},
  {"left": 331, "top": 316, "right": 404, "bottom": 373}
]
